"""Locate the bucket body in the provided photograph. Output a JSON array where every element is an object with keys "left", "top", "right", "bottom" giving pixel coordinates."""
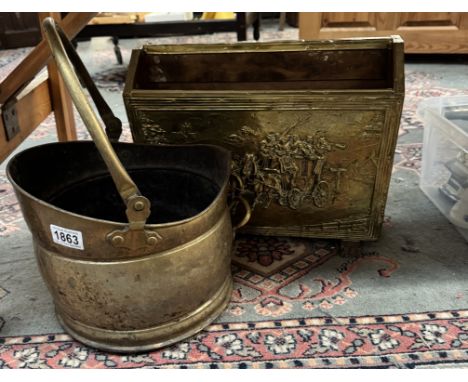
[{"left": 7, "top": 141, "right": 233, "bottom": 352}]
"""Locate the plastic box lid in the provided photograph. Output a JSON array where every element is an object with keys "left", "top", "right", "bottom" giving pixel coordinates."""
[{"left": 417, "top": 96, "right": 468, "bottom": 149}]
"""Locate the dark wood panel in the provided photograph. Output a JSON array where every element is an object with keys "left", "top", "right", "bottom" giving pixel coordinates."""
[
  {"left": 0, "top": 13, "right": 41, "bottom": 49},
  {"left": 77, "top": 19, "right": 238, "bottom": 39},
  {"left": 143, "top": 79, "right": 391, "bottom": 91},
  {"left": 136, "top": 49, "right": 389, "bottom": 87}
]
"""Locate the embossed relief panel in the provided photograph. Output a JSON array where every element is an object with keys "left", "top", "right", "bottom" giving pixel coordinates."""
[
  {"left": 125, "top": 38, "right": 404, "bottom": 240},
  {"left": 135, "top": 108, "right": 386, "bottom": 236}
]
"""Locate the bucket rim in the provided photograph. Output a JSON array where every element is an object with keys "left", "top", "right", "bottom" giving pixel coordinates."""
[{"left": 6, "top": 140, "right": 231, "bottom": 229}]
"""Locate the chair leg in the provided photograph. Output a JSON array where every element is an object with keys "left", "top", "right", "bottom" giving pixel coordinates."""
[
  {"left": 112, "top": 36, "right": 123, "bottom": 65},
  {"left": 253, "top": 15, "right": 260, "bottom": 40},
  {"left": 236, "top": 12, "right": 247, "bottom": 41},
  {"left": 279, "top": 12, "right": 286, "bottom": 31}
]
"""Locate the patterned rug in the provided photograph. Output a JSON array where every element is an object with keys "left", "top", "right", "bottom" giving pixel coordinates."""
[
  {"left": 1, "top": 24, "right": 468, "bottom": 368},
  {"left": 1, "top": 311, "right": 467, "bottom": 369}
]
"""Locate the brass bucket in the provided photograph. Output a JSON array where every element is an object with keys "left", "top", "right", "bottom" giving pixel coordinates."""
[{"left": 6, "top": 18, "right": 249, "bottom": 352}]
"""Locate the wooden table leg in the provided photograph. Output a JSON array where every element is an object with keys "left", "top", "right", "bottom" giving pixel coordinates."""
[
  {"left": 236, "top": 13, "right": 247, "bottom": 41},
  {"left": 279, "top": 12, "right": 286, "bottom": 31},
  {"left": 252, "top": 14, "right": 260, "bottom": 40},
  {"left": 38, "top": 12, "right": 77, "bottom": 141}
]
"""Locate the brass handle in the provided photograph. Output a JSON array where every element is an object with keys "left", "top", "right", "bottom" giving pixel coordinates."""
[
  {"left": 228, "top": 174, "right": 252, "bottom": 232},
  {"left": 43, "top": 17, "right": 157, "bottom": 249},
  {"left": 231, "top": 195, "right": 252, "bottom": 231}
]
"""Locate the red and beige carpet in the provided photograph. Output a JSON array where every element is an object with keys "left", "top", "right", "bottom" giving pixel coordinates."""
[{"left": 0, "top": 23, "right": 467, "bottom": 368}]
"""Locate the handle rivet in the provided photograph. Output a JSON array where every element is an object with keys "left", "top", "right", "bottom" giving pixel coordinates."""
[
  {"left": 111, "top": 235, "right": 124, "bottom": 246},
  {"left": 147, "top": 236, "right": 158, "bottom": 246},
  {"left": 134, "top": 201, "right": 145, "bottom": 211}
]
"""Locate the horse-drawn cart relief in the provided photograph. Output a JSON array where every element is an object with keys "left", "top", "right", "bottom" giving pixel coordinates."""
[{"left": 228, "top": 124, "right": 347, "bottom": 210}]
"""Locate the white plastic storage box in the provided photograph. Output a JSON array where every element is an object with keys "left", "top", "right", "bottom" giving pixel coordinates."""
[{"left": 418, "top": 96, "right": 468, "bottom": 241}]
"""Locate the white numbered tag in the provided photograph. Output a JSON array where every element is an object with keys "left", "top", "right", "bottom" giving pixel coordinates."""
[{"left": 50, "top": 224, "right": 84, "bottom": 250}]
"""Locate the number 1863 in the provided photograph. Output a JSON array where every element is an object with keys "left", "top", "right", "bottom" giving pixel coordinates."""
[{"left": 50, "top": 224, "right": 84, "bottom": 250}]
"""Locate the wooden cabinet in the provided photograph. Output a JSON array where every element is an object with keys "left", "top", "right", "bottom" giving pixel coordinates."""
[{"left": 299, "top": 12, "right": 468, "bottom": 53}]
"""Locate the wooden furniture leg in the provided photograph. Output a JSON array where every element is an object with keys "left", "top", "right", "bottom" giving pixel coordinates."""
[
  {"left": 279, "top": 12, "right": 286, "bottom": 31},
  {"left": 39, "top": 12, "right": 77, "bottom": 141},
  {"left": 252, "top": 14, "right": 261, "bottom": 40},
  {"left": 0, "top": 12, "right": 95, "bottom": 163},
  {"left": 0, "top": 13, "right": 96, "bottom": 106},
  {"left": 236, "top": 13, "right": 260, "bottom": 41},
  {"left": 299, "top": 13, "right": 322, "bottom": 40},
  {"left": 236, "top": 13, "right": 247, "bottom": 41},
  {"left": 112, "top": 36, "right": 123, "bottom": 65}
]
